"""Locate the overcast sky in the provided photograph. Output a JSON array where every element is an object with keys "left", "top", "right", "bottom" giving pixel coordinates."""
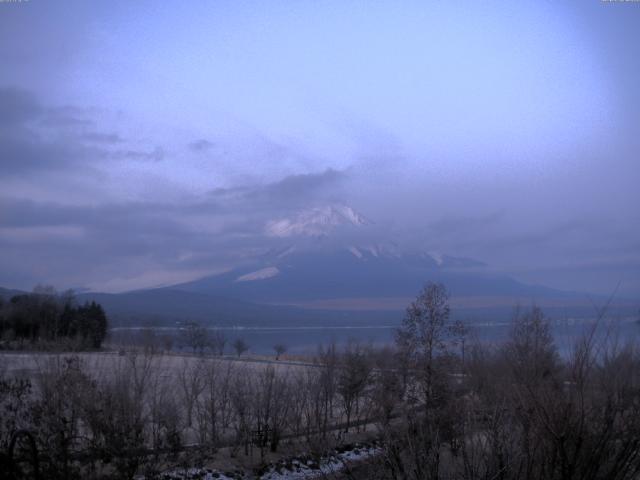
[{"left": 0, "top": 0, "right": 639, "bottom": 296}]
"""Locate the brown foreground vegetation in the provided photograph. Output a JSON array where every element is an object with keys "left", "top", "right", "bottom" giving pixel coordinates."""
[{"left": 1, "top": 283, "right": 639, "bottom": 480}]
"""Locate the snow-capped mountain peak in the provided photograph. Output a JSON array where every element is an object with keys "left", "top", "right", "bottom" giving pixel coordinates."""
[{"left": 265, "top": 205, "right": 370, "bottom": 238}]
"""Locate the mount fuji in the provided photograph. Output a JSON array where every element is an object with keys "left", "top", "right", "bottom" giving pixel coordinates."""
[
  {"left": 71, "top": 204, "right": 634, "bottom": 327},
  {"left": 265, "top": 204, "right": 371, "bottom": 238},
  {"left": 172, "top": 204, "right": 575, "bottom": 310}
]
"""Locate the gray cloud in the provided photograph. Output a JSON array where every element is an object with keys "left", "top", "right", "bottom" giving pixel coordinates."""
[
  {"left": 427, "top": 211, "right": 505, "bottom": 238},
  {"left": 0, "top": 129, "right": 94, "bottom": 175},
  {"left": 207, "top": 168, "right": 348, "bottom": 211},
  {"left": 0, "top": 87, "right": 165, "bottom": 176},
  {"left": 0, "top": 167, "right": 352, "bottom": 290},
  {"left": 40, "top": 106, "right": 96, "bottom": 128},
  {"left": 80, "top": 132, "right": 123, "bottom": 144},
  {"left": 112, "top": 146, "right": 165, "bottom": 162},
  {"left": 253, "top": 168, "right": 347, "bottom": 205},
  {"left": 0, "top": 87, "right": 42, "bottom": 127},
  {"left": 0, "top": 88, "right": 95, "bottom": 174},
  {"left": 188, "top": 138, "right": 215, "bottom": 152}
]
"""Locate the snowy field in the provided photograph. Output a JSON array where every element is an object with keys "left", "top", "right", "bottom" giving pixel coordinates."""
[{"left": 0, "top": 351, "right": 310, "bottom": 376}]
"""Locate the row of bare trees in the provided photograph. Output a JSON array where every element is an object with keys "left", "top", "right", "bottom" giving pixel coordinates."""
[
  {"left": 0, "top": 342, "right": 390, "bottom": 479},
  {"left": 2, "top": 282, "right": 639, "bottom": 479},
  {"left": 127, "top": 323, "right": 256, "bottom": 358},
  {"left": 364, "top": 283, "right": 640, "bottom": 480}
]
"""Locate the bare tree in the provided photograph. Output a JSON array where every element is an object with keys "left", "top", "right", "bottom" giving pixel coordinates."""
[
  {"left": 370, "top": 347, "right": 403, "bottom": 427},
  {"left": 233, "top": 338, "right": 249, "bottom": 357},
  {"left": 210, "top": 329, "right": 226, "bottom": 356},
  {"left": 178, "top": 358, "right": 205, "bottom": 428},
  {"left": 288, "top": 370, "right": 311, "bottom": 438},
  {"left": 337, "top": 341, "right": 372, "bottom": 432},
  {"left": 503, "top": 305, "right": 559, "bottom": 384},
  {"left": 315, "top": 342, "right": 339, "bottom": 441},
  {"left": 139, "top": 328, "right": 159, "bottom": 354},
  {"left": 396, "top": 282, "right": 456, "bottom": 407},
  {"left": 32, "top": 356, "right": 92, "bottom": 479},
  {"left": 195, "top": 360, "right": 234, "bottom": 449},
  {"left": 377, "top": 284, "right": 475, "bottom": 479},
  {"left": 82, "top": 353, "right": 152, "bottom": 480},
  {"left": 229, "top": 367, "right": 252, "bottom": 456},
  {"left": 142, "top": 355, "right": 182, "bottom": 476},
  {"left": 180, "top": 321, "right": 209, "bottom": 354},
  {"left": 273, "top": 343, "right": 287, "bottom": 360},
  {"left": 252, "top": 365, "right": 292, "bottom": 455}
]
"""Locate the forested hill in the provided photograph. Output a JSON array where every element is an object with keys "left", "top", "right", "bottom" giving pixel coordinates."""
[{"left": 0, "top": 289, "right": 108, "bottom": 349}]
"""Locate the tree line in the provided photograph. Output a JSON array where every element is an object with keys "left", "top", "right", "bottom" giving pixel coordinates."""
[
  {"left": 1, "top": 282, "right": 639, "bottom": 479},
  {"left": 363, "top": 283, "right": 640, "bottom": 480},
  {"left": 0, "top": 286, "right": 108, "bottom": 350}
]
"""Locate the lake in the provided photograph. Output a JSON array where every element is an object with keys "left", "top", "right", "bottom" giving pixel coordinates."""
[{"left": 109, "top": 316, "right": 640, "bottom": 356}]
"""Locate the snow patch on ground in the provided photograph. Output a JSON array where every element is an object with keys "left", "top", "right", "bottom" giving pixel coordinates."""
[
  {"left": 142, "top": 467, "right": 239, "bottom": 480},
  {"left": 261, "top": 444, "right": 380, "bottom": 479},
  {"left": 147, "top": 443, "right": 380, "bottom": 480}
]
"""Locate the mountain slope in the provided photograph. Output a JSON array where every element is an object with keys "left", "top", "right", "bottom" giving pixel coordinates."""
[
  {"left": 77, "top": 288, "right": 395, "bottom": 327},
  {"left": 172, "top": 246, "right": 576, "bottom": 308}
]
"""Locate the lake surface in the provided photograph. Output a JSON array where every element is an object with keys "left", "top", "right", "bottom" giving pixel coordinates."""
[{"left": 109, "top": 316, "right": 640, "bottom": 356}]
